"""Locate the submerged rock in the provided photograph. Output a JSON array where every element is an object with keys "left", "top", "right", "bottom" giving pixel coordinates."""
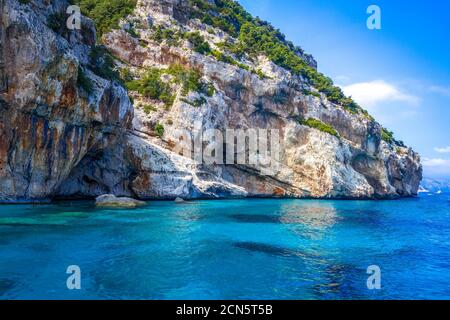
[{"left": 95, "top": 195, "right": 146, "bottom": 208}]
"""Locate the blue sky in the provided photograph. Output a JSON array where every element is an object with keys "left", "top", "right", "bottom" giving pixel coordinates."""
[{"left": 239, "top": 0, "right": 450, "bottom": 178}]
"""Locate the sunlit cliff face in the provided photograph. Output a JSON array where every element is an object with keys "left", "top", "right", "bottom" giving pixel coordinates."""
[{"left": 0, "top": 0, "right": 421, "bottom": 202}]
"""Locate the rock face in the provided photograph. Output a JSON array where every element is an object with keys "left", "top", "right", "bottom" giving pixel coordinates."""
[
  {"left": 0, "top": 0, "right": 422, "bottom": 202},
  {"left": 420, "top": 178, "right": 450, "bottom": 194},
  {"left": 0, "top": 0, "right": 133, "bottom": 202}
]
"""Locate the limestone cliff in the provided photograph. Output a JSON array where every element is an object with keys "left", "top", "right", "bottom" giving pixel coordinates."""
[{"left": 0, "top": 0, "right": 422, "bottom": 202}]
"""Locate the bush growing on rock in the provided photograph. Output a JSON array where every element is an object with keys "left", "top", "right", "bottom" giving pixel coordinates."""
[
  {"left": 126, "top": 64, "right": 214, "bottom": 108},
  {"left": 210, "top": 49, "right": 249, "bottom": 70},
  {"left": 155, "top": 123, "right": 165, "bottom": 138},
  {"left": 180, "top": 96, "right": 207, "bottom": 108},
  {"left": 167, "top": 64, "right": 215, "bottom": 97},
  {"left": 151, "top": 26, "right": 184, "bottom": 46},
  {"left": 125, "top": 25, "right": 140, "bottom": 38},
  {"left": 167, "top": 64, "right": 203, "bottom": 96},
  {"left": 302, "top": 89, "right": 321, "bottom": 98},
  {"left": 77, "top": 67, "right": 94, "bottom": 94},
  {"left": 89, "top": 45, "right": 121, "bottom": 83},
  {"left": 47, "top": 12, "right": 67, "bottom": 34},
  {"left": 142, "top": 104, "right": 157, "bottom": 114},
  {"left": 300, "top": 118, "right": 339, "bottom": 138},
  {"left": 185, "top": 32, "right": 212, "bottom": 55},
  {"left": 126, "top": 68, "right": 175, "bottom": 107},
  {"left": 381, "top": 128, "right": 394, "bottom": 144},
  {"left": 119, "top": 67, "right": 134, "bottom": 82},
  {"left": 75, "top": 0, "right": 137, "bottom": 37}
]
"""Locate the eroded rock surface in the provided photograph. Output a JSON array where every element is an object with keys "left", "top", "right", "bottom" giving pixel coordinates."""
[{"left": 0, "top": 0, "right": 133, "bottom": 202}]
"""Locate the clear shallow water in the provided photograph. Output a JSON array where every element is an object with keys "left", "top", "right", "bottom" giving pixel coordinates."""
[{"left": 0, "top": 195, "right": 449, "bottom": 300}]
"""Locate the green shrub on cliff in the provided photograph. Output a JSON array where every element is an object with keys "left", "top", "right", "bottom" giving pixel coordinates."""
[
  {"left": 119, "top": 67, "right": 134, "bottom": 82},
  {"left": 253, "top": 68, "right": 268, "bottom": 80},
  {"left": 167, "top": 64, "right": 203, "bottom": 96},
  {"left": 126, "top": 68, "right": 175, "bottom": 107},
  {"left": 167, "top": 64, "right": 215, "bottom": 97},
  {"left": 142, "top": 104, "right": 157, "bottom": 114},
  {"left": 180, "top": 96, "right": 207, "bottom": 107},
  {"left": 126, "top": 25, "right": 140, "bottom": 38},
  {"left": 381, "top": 128, "right": 404, "bottom": 146},
  {"left": 47, "top": 12, "right": 67, "bottom": 34},
  {"left": 185, "top": 32, "right": 212, "bottom": 55},
  {"left": 381, "top": 128, "right": 394, "bottom": 144},
  {"left": 302, "top": 89, "right": 321, "bottom": 98},
  {"left": 77, "top": 67, "right": 94, "bottom": 94},
  {"left": 210, "top": 49, "right": 249, "bottom": 70},
  {"left": 300, "top": 118, "right": 339, "bottom": 138},
  {"left": 151, "top": 26, "right": 184, "bottom": 46},
  {"left": 217, "top": 40, "right": 246, "bottom": 59},
  {"left": 154, "top": 123, "right": 165, "bottom": 138},
  {"left": 89, "top": 45, "right": 121, "bottom": 82},
  {"left": 75, "top": 0, "right": 137, "bottom": 37},
  {"left": 204, "top": 83, "right": 216, "bottom": 97},
  {"left": 126, "top": 64, "right": 213, "bottom": 108},
  {"left": 189, "top": 0, "right": 251, "bottom": 37}
]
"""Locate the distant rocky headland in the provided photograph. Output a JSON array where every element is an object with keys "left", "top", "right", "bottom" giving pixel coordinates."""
[
  {"left": 0, "top": 0, "right": 422, "bottom": 203},
  {"left": 419, "top": 177, "right": 450, "bottom": 194}
]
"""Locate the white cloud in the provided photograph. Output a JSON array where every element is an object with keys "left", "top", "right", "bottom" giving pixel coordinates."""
[
  {"left": 423, "top": 158, "right": 450, "bottom": 167},
  {"left": 341, "top": 80, "right": 420, "bottom": 107},
  {"left": 434, "top": 146, "right": 450, "bottom": 153},
  {"left": 429, "top": 85, "right": 450, "bottom": 97},
  {"left": 423, "top": 158, "right": 450, "bottom": 177}
]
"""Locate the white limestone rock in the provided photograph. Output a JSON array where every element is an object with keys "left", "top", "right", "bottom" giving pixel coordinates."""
[{"left": 95, "top": 194, "right": 147, "bottom": 208}]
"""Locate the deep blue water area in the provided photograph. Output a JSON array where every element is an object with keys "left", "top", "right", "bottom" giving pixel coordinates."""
[{"left": 1, "top": 194, "right": 449, "bottom": 299}]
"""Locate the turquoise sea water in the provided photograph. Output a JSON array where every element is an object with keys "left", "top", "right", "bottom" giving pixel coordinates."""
[{"left": 0, "top": 195, "right": 449, "bottom": 300}]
